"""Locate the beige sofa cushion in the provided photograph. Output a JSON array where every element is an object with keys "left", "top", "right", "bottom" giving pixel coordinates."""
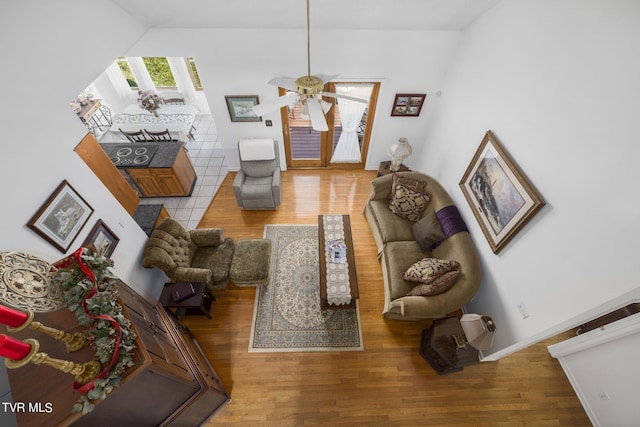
[
  {"left": 368, "top": 199, "right": 416, "bottom": 244},
  {"left": 382, "top": 240, "right": 426, "bottom": 300}
]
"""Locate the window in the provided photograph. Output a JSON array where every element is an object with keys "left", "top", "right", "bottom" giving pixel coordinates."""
[
  {"left": 117, "top": 57, "right": 138, "bottom": 88},
  {"left": 142, "top": 57, "right": 176, "bottom": 88},
  {"left": 187, "top": 57, "right": 203, "bottom": 90},
  {"left": 116, "top": 56, "right": 203, "bottom": 91}
]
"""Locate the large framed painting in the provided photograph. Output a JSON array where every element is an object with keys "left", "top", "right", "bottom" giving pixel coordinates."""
[
  {"left": 225, "top": 95, "right": 262, "bottom": 122},
  {"left": 459, "top": 130, "right": 545, "bottom": 254},
  {"left": 82, "top": 219, "right": 119, "bottom": 258},
  {"left": 27, "top": 180, "right": 94, "bottom": 253}
]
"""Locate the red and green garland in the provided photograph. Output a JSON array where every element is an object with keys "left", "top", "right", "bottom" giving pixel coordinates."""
[{"left": 52, "top": 248, "right": 136, "bottom": 415}]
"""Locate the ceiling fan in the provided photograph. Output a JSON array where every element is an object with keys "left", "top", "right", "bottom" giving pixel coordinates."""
[{"left": 252, "top": 0, "right": 368, "bottom": 131}]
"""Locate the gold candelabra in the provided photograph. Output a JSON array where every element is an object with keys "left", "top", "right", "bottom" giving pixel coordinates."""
[
  {"left": 4, "top": 338, "right": 102, "bottom": 385},
  {"left": 7, "top": 310, "right": 88, "bottom": 352}
]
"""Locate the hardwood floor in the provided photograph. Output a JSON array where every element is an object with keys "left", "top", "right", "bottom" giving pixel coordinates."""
[{"left": 185, "top": 169, "right": 590, "bottom": 426}]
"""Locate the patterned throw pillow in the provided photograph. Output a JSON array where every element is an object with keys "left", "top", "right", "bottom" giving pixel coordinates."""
[
  {"left": 388, "top": 175, "right": 428, "bottom": 201},
  {"left": 388, "top": 183, "right": 431, "bottom": 222},
  {"left": 402, "top": 257, "right": 461, "bottom": 296}
]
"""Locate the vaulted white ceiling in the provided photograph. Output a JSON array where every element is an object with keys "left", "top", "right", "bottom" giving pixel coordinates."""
[{"left": 110, "top": 0, "right": 500, "bottom": 31}]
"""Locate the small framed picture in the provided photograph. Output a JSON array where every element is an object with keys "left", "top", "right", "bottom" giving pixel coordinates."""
[
  {"left": 82, "top": 219, "right": 120, "bottom": 258},
  {"left": 391, "top": 93, "right": 426, "bottom": 117},
  {"left": 459, "top": 130, "right": 545, "bottom": 253},
  {"left": 225, "top": 95, "right": 262, "bottom": 122},
  {"left": 27, "top": 180, "right": 93, "bottom": 253}
]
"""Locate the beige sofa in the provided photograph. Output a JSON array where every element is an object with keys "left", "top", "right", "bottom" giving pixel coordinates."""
[{"left": 363, "top": 171, "right": 481, "bottom": 320}]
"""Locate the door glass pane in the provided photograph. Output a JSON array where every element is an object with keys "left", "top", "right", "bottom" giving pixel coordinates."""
[
  {"left": 330, "top": 83, "right": 373, "bottom": 163},
  {"left": 289, "top": 101, "right": 322, "bottom": 161}
]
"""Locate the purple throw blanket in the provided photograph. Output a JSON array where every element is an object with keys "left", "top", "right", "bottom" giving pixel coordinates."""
[{"left": 429, "top": 205, "right": 469, "bottom": 250}]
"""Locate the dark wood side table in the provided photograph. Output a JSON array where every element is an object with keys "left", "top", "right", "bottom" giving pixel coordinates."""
[
  {"left": 377, "top": 160, "right": 411, "bottom": 177},
  {"left": 419, "top": 315, "right": 480, "bottom": 375},
  {"left": 159, "top": 282, "right": 214, "bottom": 319}
]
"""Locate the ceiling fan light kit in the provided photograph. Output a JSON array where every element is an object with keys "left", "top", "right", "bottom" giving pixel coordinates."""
[{"left": 252, "top": 0, "right": 368, "bottom": 131}]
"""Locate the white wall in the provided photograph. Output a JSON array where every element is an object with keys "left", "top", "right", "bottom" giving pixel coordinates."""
[
  {"left": 0, "top": 1, "right": 167, "bottom": 421},
  {"left": 548, "top": 307, "right": 640, "bottom": 426},
  {"left": 420, "top": 0, "right": 640, "bottom": 357},
  {"left": 124, "top": 28, "right": 462, "bottom": 170},
  {"left": 0, "top": 1, "right": 166, "bottom": 301}
]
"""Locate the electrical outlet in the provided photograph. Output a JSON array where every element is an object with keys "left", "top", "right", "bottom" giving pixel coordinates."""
[{"left": 517, "top": 302, "right": 530, "bottom": 319}]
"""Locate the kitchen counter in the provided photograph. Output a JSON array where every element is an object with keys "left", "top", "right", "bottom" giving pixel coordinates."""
[
  {"left": 100, "top": 141, "right": 182, "bottom": 168},
  {"left": 100, "top": 141, "right": 197, "bottom": 197},
  {"left": 133, "top": 203, "right": 170, "bottom": 235}
]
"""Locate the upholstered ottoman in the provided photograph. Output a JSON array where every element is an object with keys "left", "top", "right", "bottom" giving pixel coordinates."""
[{"left": 229, "top": 238, "right": 272, "bottom": 287}]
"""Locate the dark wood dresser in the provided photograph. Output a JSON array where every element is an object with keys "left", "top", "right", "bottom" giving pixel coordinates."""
[{"left": 7, "top": 280, "right": 229, "bottom": 426}]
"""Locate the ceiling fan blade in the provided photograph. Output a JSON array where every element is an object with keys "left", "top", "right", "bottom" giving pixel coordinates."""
[
  {"left": 323, "top": 92, "right": 369, "bottom": 104},
  {"left": 320, "top": 99, "right": 332, "bottom": 113},
  {"left": 253, "top": 92, "right": 300, "bottom": 117},
  {"left": 315, "top": 74, "right": 338, "bottom": 83},
  {"left": 307, "top": 99, "right": 328, "bottom": 131},
  {"left": 267, "top": 77, "right": 298, "bottom": 91}
]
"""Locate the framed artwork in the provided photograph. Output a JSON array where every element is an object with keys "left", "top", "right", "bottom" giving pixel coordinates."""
[
  {"left": 390, "top": 93, "right": 426, "bottom": 117},
  {"left": 27, "top": 180, "right": 93, "bottom": 253},
  {"left": 459, "top": 130, "right": 545, "bottom": 254},
  {"left": 82, "top": 219, "right": 119, "bottom": 258},
  {"left": 225, "top": 95, "right": 262, "bottom": 122}
]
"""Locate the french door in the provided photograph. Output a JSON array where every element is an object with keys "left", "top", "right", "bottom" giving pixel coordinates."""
[{"left": 280, "top": 82, "right": 380, "bottom": 169}]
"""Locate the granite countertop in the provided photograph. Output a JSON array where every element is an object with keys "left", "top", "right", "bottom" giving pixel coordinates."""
[
  {"left": 133, "top": 204, "right": 165, "bottom": 236},
  {"left": 100, "top": 141, "right": 183, "bottom": 168}
]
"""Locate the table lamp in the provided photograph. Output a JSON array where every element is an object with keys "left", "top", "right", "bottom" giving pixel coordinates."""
[
  {"left": 388, "top": 137, "right": 412, "bottom": 171},
  {"left": 458, "top": 313, "right": 496, "bottom": 351}
]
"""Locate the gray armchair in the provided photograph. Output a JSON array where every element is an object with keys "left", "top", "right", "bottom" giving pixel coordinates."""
[
  {"left": 232, "top": 138, "right": 281, "bottom": 209},
  {"left": 142, "top": 217, "right": 235, "bottom": 292}
]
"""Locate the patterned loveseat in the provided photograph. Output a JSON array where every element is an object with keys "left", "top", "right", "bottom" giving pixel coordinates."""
[{"left": 363, "top": 172, "right": 481, "bottom": 320}]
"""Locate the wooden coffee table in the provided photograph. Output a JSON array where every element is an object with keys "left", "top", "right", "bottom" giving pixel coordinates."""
[{"left": 318, "top": 214, "right": 359, "bottom": 309}]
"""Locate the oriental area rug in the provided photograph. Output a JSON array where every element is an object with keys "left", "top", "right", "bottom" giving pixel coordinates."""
[{"left": 248, "top": 224, "right": 363, "bottom": 352}]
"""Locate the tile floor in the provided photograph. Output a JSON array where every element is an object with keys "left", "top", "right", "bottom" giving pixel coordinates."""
[
  {"left": 145, "top": 114, "right": 229, "bottom": 229},
  {"left": 101, "top": 114, "right": 229, "bottom": 229}
]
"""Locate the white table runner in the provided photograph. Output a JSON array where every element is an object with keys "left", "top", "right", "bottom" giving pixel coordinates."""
[{"left": 322, "top": 215, "right": 352, "bottom": 306}]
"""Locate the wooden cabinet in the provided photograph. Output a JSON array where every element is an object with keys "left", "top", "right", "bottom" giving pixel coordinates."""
[
  {"left": 75, "top": 133, "right": 140, "bottom": 215},
  {"left": 7, "top": 280, "right": 229, "bottom": 426},
  {"left": 127, "top": 148, "right": 197, "bottom": 197}
]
